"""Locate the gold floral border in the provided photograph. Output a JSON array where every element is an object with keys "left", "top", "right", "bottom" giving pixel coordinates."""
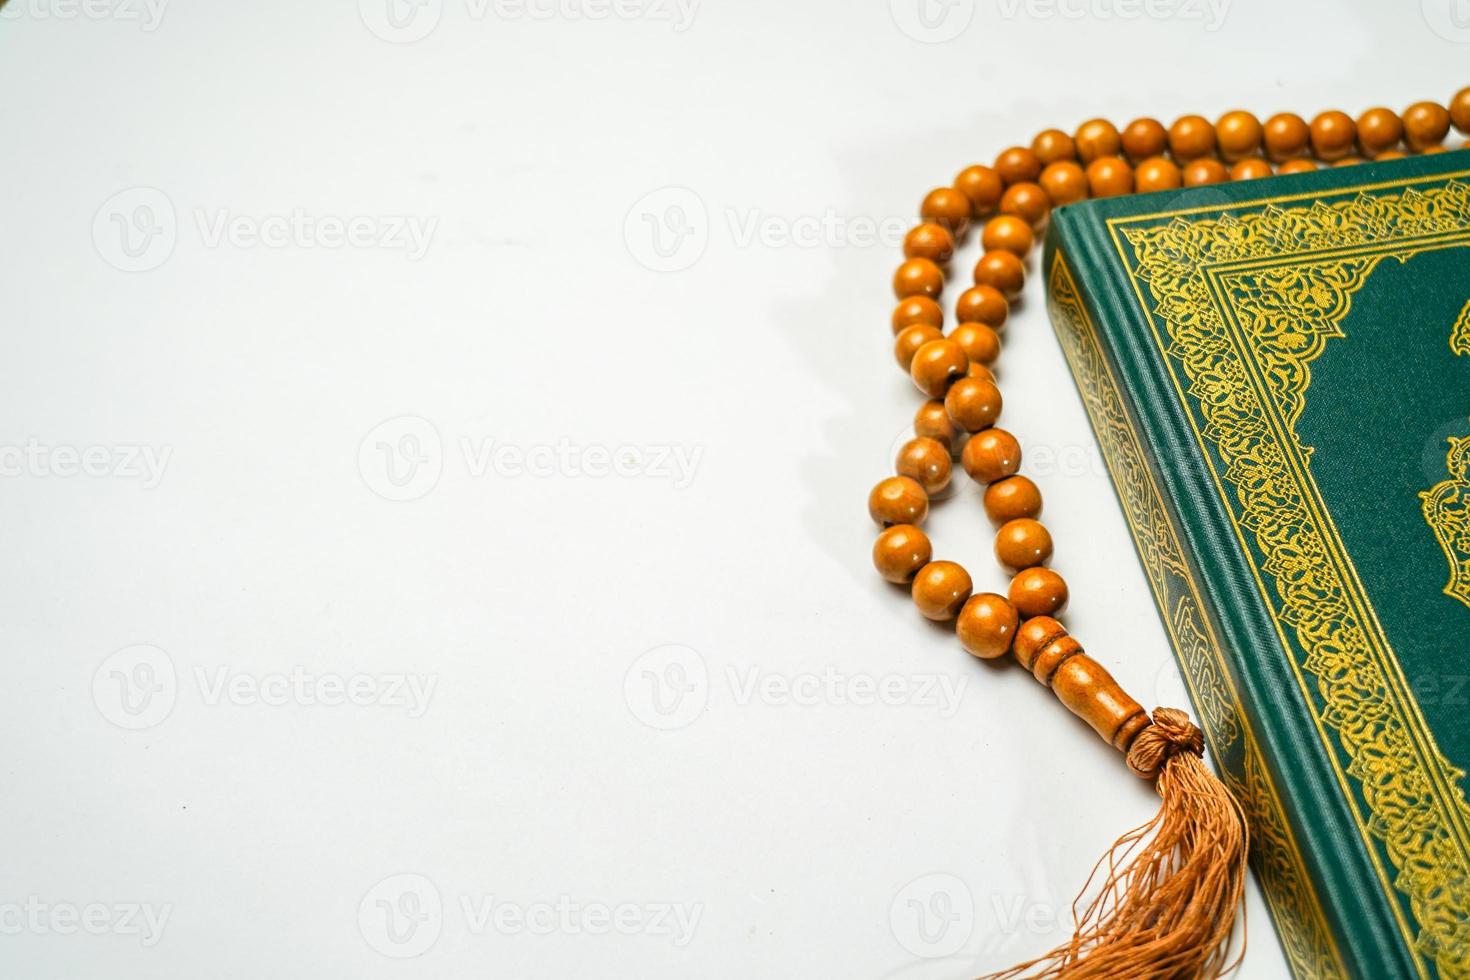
[
  {"left": 1112, "top": 177, "right": 1470, "bottom": 978},
  {"left": 1047, "top": 254, "right": 1344, "bottom": 980},
  {"left": 1421, "top": 430, "right": 1470, "bottom": 612}
]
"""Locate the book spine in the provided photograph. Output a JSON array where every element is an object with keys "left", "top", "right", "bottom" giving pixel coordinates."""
[{"left": 1043, "top": 204, "right": 1412, "bottom": 980}]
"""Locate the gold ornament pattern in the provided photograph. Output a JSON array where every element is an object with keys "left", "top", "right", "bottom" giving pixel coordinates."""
[
  {"left": 1422, "top": 301, "right": 1470, "bottom": 612},
  {"left": 1115, "top": 177, "right": 1470, "bottom": 978},
  {"left": 1452, "top": 298, "right": 1470, "bottom": 356},
  {"left": 1047, "top": 254, "right": 1343, "bottom": 980},
  {"left": 1421, "top": 429, "right": 1470, "bottom": 611}
]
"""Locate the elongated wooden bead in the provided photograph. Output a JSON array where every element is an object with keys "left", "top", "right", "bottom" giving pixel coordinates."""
[{"left": 1012, "top": 617, "right": 1149, "bottom": 751}]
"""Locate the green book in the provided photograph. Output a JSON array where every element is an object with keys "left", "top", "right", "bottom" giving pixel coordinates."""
[{"left": 1043, "top": 150, "right": 1470, "bottom": 980}]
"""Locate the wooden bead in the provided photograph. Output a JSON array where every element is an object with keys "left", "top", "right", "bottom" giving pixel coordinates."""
[
  {"left": 1334, "top": 156, "right": 1366, "bottom": 168},
  {"left": 892, "top": 296, "right": 944, "bottom": 334},
  {"left": 954, "top": 165, "right": 1003, "bottom": 216},
  {"left": 1277, "top": 158, "right": 1318, "bottom": 175},
  {"left": 1051, "top": 652, "right": 1149, "bottom": 751},
  {"left": 995, "top": 518, "right": 1052, "bottom": 570},
  {"left": 1009, "top": 567, "right": 1068, "bottom": 618},
  {"left": 1452, "top": 86, "right": 1470, "bottom": 135},
  {"left": 1074, "top": 119, "right": 1121, "bottom": 164},
  {"left": 896, "top": 437, "right": 951, "bottom": 495},
  {"left": 972, "top": 251, "right": 1026, "bottom": 299},
  {"left": 1013, "top": 616, "right": 1067, "bottom": 671},
  {"left": 955, "top": 285, "right": 1009, "bottom": 328},
  {"left": 981, "top": 215, "right": 1034, "bottom": 258},
  {"left": 893, "top": 257, "right": 943, "bottom": 299},
  {"left": 894, "top": 324, "right": 942, "bottom": 370},
  {"left": 1029, "top": 634, "right": 1083, "bottom": 686},
  {"left": 1263, "top": 112, "right": 1309, "bottom": 161},
  {"left": 962, "top": 427, "right": 1021, "bottom": 483},
  {"left": 912, "top": 560, "right": 973, "bottom": 621},
  {"left": 1182, "top": 158, "right": 1229, "bottom": 186},
  {"left": 984, "top": 475, "right": 1042, "bottom": 522},
  {"left": 1309, "top": 110, "right": 1356, "bottom": 161},
  {"left": 1032, "top": 128, "right": 1077, "bottom": 164},
  {"left": 956, "top": 593, "right": 1019, "bottom": 659},
  {"left": 1376, "top": 149, "right": 1407, "bottom": 161},
  {"left": 1229, "top": 157, "right": 1273, "bottom": 181},
  {"left": 999, "top": 182, "right": 1052, "bottom": 229},
  {"left": 1085, "top": 156, "right": 1134, "bottom": 198},
  {"left": 921, "top": 187, "right": 971, "bottom": 233},
  {"left": 1356, "top": 107, "right": 1403, "bottom": 157},
  {"left": 994, "top": 146, "right": 1042, "bottom": 185},
  {"left": 945, "top": 377, "right": 1003, "bottom": 432},
  {"left": 1167, "top": 114, "right": 1217, "bottom": 161},
  {"left": 1215, "top": 110, "right": 1262, "bottom": 161},
  {"left": 869, "top": 476, "right": 928, "bottom": 527},
  {"left": 873, "top": 524, "right": 931, "bottom": 584},
  {"left": 913, "top": 399, "right": 959, "bottom": 453},
  {"left": 1010, "top": 617, "right": 1148, "bottom": 749},
  {"left": 1134, "top": 157, "right": 1181, "bottom": 194},
  {"left": 1120, "top": 118, "right": 1167, "bottom": 163},
  {"left": 967, "top": 361, "right": 994, "bottom": 383},
  {"left": 950, "top": 322, "right": 1001, "bottom": 365},
  {"left": 903, "top": 223, "right": 955, "bottom": 263},
  {"left": 909, "top": 338, "right": 969, "bottom": 398},
  {"left": 1404, "top": 101, "right": 1451, "bottom": 151},
  {"left": 1039, "top": 161, "right": 1089, "bottom": 206}
]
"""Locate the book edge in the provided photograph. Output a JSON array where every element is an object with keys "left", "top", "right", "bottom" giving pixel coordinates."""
[{"left": 1043, "top": 203, "right": 1410, "bottom": 980}]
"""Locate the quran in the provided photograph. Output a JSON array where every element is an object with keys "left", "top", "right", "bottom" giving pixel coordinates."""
[{"left": 1044, "top": 149, "right": 1470, "bottom": 979}]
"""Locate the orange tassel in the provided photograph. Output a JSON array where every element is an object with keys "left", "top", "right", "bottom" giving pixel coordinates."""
[{"left": 994, "top": 618, "right": 1251, "bottom": 979}]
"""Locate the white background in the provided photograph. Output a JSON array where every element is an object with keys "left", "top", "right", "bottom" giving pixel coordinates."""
[{"left": 1, "top": 0, "right": 1466, "bottom": 976}]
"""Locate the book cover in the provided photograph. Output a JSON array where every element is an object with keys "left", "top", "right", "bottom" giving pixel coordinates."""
[{"left": 1043, "top": 150, "right": 1470, "bottom": 980}]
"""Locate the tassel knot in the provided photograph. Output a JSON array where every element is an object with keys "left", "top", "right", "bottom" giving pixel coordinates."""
[
  {"left": 1126, "top": 706, "right": 1205, "bottom": 779},
  {"left": 985, "top": 705, "right": 1247, "bottom": 979}
]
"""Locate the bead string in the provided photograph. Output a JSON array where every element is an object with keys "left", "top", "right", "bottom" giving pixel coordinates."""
[{"left": 871, "top": 91, "right": 1470, "bottom": 663}]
